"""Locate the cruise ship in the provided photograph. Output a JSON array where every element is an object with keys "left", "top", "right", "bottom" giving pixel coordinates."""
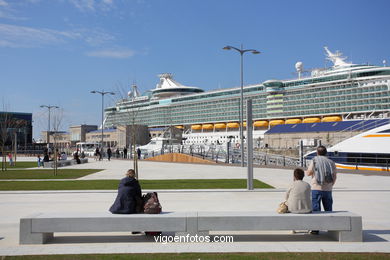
[{"left": 105, "top": 47, "right": 390, "bottom": 146}]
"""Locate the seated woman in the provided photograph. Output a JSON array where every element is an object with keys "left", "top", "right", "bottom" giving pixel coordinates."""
[
  {"left": 109, "top": 169, "right": 142, "bottom": 214},
  {"left": 285, "top": 168, "right": 312, "bottom": 214}
]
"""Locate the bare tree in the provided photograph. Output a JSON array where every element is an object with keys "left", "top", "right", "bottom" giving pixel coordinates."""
[
  {"left": 51, "top": 109, "right": 64, "bottom": 176},
  {"left": 114, "top": 83, "right": 142, "bottom": 179},
  {"left": 0, "top": 109, "right": 11, "bottom": 171}
]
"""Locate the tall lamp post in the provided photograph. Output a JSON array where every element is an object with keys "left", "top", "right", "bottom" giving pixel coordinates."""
[
  {"left": 40, "top": 105, "right": 59, "bottom": 146},
  {"left": 90, "top": 90, "right": 115, "bottom": 151},
  {"left": 223, "top": 44, "right": 260, "bottom": 167}
]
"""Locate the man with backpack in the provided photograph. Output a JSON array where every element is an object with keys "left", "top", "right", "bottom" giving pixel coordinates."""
[{"left": 306, "top": 145, "right": 337, "bottom": 234}]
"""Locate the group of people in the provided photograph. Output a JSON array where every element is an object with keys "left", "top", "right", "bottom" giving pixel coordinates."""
[
  {"left": 284, "top": 145, "right": 337, "bottom": 234},
  {"left": 108, "top": 145, "right": 336, "bottom": 220},
  {"left": 94, "top": 147, "right": 142, "bottom": 161}
]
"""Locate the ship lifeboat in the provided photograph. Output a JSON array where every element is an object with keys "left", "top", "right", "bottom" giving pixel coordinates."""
[
  {"left": 214, "top": 123, "right": 226, "bottom": 129},
  {"left": 174, "top": 125, "right": 184, "bottom": 129},
  {"left": 269, "top": 120, "right": 285, "bottom": 127},
  {"left": 191, "top": 124, "right": 202, "bottom": 130},
  {"left": 253, "top": 120, "right": 269, "bottom": 127},
  {"left": 303, "top": 117, "right": 321, "bottom": 123},
  {"left": 202, "top": 124, "right": 214, "bottom": 130},
  {"left": 285, "top": 119, "right": 302, "bottom": 124},
  {"left": 321, "top": 116, "right": 342, "bottom": 122},
  {"left": 227, "top": 122, "right": 240, "bottom": 128}
]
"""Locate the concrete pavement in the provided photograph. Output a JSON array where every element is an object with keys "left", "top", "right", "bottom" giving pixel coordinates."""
[{"left": 1, "top": 158, "right": 390, "bottom": 255}]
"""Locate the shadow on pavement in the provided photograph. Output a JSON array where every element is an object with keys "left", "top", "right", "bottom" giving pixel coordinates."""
[
  {"left": 46, "top": 231, "right": 339, "bottom": 244},
  {"left": 363, "top": 230, "right": 390, "bottom": 242}
]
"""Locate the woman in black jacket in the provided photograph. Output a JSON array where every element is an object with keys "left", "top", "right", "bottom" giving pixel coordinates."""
[{"left": 109, "top": 169, "right": 142, "bottom": 214}]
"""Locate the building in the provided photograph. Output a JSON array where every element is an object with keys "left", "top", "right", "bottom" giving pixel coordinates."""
[
  {"left": 85, "top": 125, "right": 150, "bottom": 148},
  {"left": 40, "top": 131, "right": 70, "bottom": 150},
  {"left": 69, "top": 125, "right": 98, "bottom": 146},
  {"left": 0, "top": 111, "right": 33, "bottom": 148}
]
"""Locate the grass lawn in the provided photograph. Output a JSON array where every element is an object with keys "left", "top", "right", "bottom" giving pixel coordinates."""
[
  {"left": 0, "top": 161, "right": 37, "bottom": 169},
  {"left": 0, "top": 179, "right": 273, "bottom": 190},
  {"left": 0, "top": 169, "right": 102, "bottom": 179},
  {"left": 3, "top": 253, "right": 390, "bottom": 260}
]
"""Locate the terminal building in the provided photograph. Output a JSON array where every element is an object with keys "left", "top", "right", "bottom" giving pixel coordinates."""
[{"left": 0, "top": 111, "right": 33, "bottom": 147}]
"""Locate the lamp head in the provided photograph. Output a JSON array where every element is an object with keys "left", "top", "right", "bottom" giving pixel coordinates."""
[
  {"left": 223, "top": 46, "right": 231, "bottom": 50},
  {"left": 252, "top": 50, "right": 261, "bottom": 54},
  {"left": 90, "top": 90, "right": 96, "bottom": 94}
]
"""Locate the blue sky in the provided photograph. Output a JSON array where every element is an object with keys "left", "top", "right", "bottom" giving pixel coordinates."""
[{"left": 1, "top": 0, "right": 389, "bottom": 139}]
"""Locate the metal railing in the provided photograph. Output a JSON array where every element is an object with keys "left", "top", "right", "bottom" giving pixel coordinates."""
[{"left": 141, "top": 144, "right": 302, "bottom": 168}]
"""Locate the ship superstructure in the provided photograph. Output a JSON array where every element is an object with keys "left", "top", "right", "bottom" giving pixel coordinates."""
[{"left": 105, "top": 47, "right": 390, "bottom": 145}]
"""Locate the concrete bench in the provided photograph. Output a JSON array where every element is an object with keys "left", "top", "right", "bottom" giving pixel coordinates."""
[
  {"left": 20, "top": 212, "right": 197, "bottom": 244},
  {"left": 43, "top": 158, "right": 88, "bottom": 168},
  {"left": 19, "top": 211, "right": 362, "bottom": 244},
  {"left": 197, "top": 211, "right": 362, "bottom": 242}
]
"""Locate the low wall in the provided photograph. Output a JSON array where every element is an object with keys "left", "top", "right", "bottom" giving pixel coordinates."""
[{"left": 144, "top": 153, "right": 215, "bottom": 164}]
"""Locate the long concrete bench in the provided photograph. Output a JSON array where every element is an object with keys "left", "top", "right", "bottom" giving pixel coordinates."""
[
  {"left": 19, "top": 211, "right": 362, "bottom": 244},
  {"left": 43, "top": 158, "right": 88, "bottom": 168}
]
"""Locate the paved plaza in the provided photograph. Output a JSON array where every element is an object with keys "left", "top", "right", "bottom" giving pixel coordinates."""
[{"left": 1, "top": 158, "right": 390, "bottom": 255}]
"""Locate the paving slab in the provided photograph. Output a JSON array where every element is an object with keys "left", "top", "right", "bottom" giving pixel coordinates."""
[{"left": 1, "top": 158, "right": 390, "bottom": 255}]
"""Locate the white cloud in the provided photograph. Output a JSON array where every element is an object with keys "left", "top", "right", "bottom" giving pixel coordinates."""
[
  {"left": 0, "top": 23, "right": 67, "bottom": 47},
  {"left": 86, "top": 48, "right": 135, "bottom": 59},
  {"left": 0, "top": 23, "right": 115, "bottom": 48},
  {"left": 0, "top": 0, "right": 8, "bottom": 7},
  {"left": 68, "top": 0, "right": 114, "bottom": 12}
]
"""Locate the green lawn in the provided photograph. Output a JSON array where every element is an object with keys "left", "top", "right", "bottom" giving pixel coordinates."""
[
  {"left": 0, "top": 161, "right": 38, "bottom": 169},
  {"left": 0, "top": 179, "right": 273, "bottom": 190},
  {"left": 2, "top": 253, "right": 390, "bottom": 260},
  {"left": 0, "top": 169, "right": 102, "bottom": 179}
]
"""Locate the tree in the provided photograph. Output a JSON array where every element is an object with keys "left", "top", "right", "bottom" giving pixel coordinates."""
[
  {"left": 114, "top": 83, "right": 142, "bottom": 179},
  {"left": 0, "top": 110, "right": 11, "bottom": 171},
  {"left": 51, "top": 108, "right": 64, "bottom": 176}
]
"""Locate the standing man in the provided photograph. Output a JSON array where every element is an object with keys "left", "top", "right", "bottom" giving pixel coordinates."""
[
  {"left": 123, "top": 147, "right": 127, "bottom": 159},
  {"left": 107, "top": 147, "right": 112, "bottom": 161},
  {"left": 306, "top": 145, "right": 337, "bottom": 234}
]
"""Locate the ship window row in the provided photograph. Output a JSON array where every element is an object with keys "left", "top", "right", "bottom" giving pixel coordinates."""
[
  {"left": 284, "top": 97, "right": 389, "bottom": 110},
  {"left": 283, "top": 70, "right": 390, "bottom": 89},
  {"left": 285, "top": 84, "right": 385, "bottom": 97},
  {"left": 286, "top": 90, "right": 388, "bottom": 102},
  {"left": 284, "top": 104, "right": 390, "bottom": 117},
  {"left": 284, "top": 92, "right": 388, "bottom": 106},
  {"left": 284, "top": 85, "right": 388, "bottom": 101},
  {"left": 172, "top": 86, "right": 265, "bottom": 103},
  {"left": 284, "top": 74, "right": 347, "bottom": 88},
  {"left": 170, "top": 109, "right": 267, "bottom": 122}
]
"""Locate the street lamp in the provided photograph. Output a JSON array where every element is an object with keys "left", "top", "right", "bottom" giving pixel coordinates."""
[
  {"left": 223, "top": 44, "right": 260, "bottom": 167},
  {"left": 90, "top": 90, "right": 115, "bottom": 151},
  {"left": 40, "top": 105, "right": 59, "bottom": 146}
]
